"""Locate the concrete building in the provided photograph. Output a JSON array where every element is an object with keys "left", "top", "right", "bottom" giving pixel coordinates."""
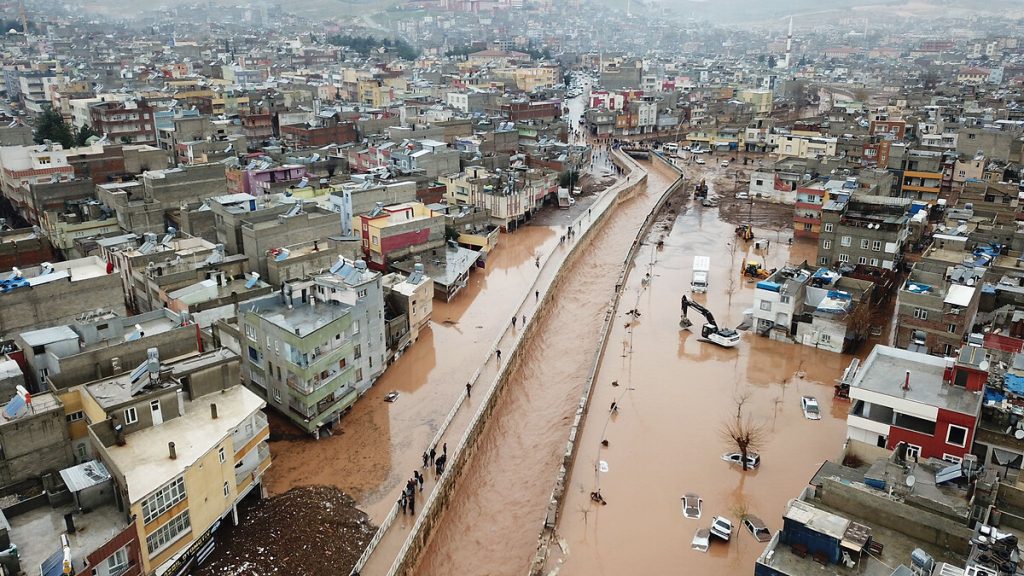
[
  {"left": 230, "top": 261, "right": 385, "bottom": 436},
  {"left": 0, "top": 391, "right": 74, "bottom": 490},
  {"left": 845, "top": 345, "right": 982, "bottom": 461},
  {"left": 240, "top": 204, "right": 342, "bottom": 278},
  {"left": 956, "top": 127, "right": 1024, "bottom": 164},
  {"left": 382, "top": 266, "right": 434, "bottom": 361},
  {"left": 83, "top": 349, "right": 270, "bottom": 575},
  {"left": 96, "top": 164, "right": 228, "bottom": 236},
  {"left": 0, "top": 256, "right": 126, "bottom": 339},
  {"left": 0, "top": 143, "right": 77, "bottom": 223},
  {"left": 357, "top": 202, "right": 446, "bottom": 271},
  {"left": 105, "top": 233, "right": 220, "bottom": 314},
  {"left": 389, "top": 139, "right": 460, "bottom": 180},
  {"left": 817, "top": 195, "right": 911, "bottom": 271},
  {"left": 895, "top": 247, "right": 985, "bottom": 357},
  {"left": 89, "top": 100, "right": 157, "bottom": 146}
]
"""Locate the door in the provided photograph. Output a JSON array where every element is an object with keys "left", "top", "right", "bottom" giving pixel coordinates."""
[{"left": 151, "top": 400, "right": 163, "bottom": 425}]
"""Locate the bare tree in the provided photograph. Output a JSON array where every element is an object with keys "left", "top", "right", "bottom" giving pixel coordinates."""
[{"left": 721, "top": 393, "right": 770, "bottom": 471}]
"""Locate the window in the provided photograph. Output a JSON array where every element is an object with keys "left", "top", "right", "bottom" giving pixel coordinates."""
[
  {"left": 755, "top": 179, "right": 764, "bottom": 186},
  {"left": 823, "top": 223, "right": 833, "bottom": 233},
  {"left": 123, "top": 408, "right": 138, "bottom": 425},
  {"left": 913, "top": 308, "right": 928, "bottom": 320},
  {"left": 840, "top": 235, "right": 851, "bottom": 247},
  {"left": 218, "top": 447, "right": 226, "bottom": 463},
  {"left": 780, "top": 295, "right": 791, "bottom": 304},
  {"left": 870, "top": 258, "right": 879, "bottom": 267},
  {"left": 942, "top": 454, "right": 963, "bottom": 464},
  {"left": 357, "top": 289, "right": 367, "bottom": 298},
  {"left": 822, "top": 240, "right": 832, "bottom": 250},
  {"left": 948, "top": 324, "right": 957, "bottom": 334},
  {"left": 946, "top": 424, "right": 968, "bottom": 447},
  {"left": 905, "top": 444, "right": 922, "bottom": 460},
  {"left": 872, "top": 240, "right": 882, "bottom": 251},
  {"left": 355, "top": 368, "right": 363, "bottom": 381},
  {"left": 141, "top": 477, "right": 186, "bottom": 524},
  {"left": 820, "top": 333, "right": 831, "bottom": 343},
  {"left": 244, "top": 323, "right": 256, "bottom": 341},
  {"left": 354, "top": 344, "right": 362, "bottom": 359},
  {"left": 65, "top": 411, "right": 84, "bottom": 423},
  {"left": 858, "top": 257, "right": 868, "bottom": 265},
  {"left": 819, "top": 256, "right": 829, "bottom": 265},
  {"left": 273, "top": 388, "right": 282, "bottom": 403},
  {"left": 860, "top": 239, "right": 870, "bottom": 249},
  {"left": 372, "top": 237, "right": 379, "bottom": 246},
  {"left": 223, "top": 482, "right": 230, "bottom": 497},
  {"left": 838, "top": 254, "right": 850, "bottom": 263},
  {"left": 106, "top": 547, "right": 129, "bottom": 576},
  {"left": 145, "top": 510, "right": 191, "bottom": 554},
  {"left": 944, "top": 344, "right": 955, "bottom": 356},
  {"left": 760, "top": 301, "right": 772, "bottom": 311}
]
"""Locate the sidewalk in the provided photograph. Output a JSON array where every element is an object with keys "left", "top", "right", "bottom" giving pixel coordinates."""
[{"left": 355, "top": 151, "right": 647, "bottom": 576}]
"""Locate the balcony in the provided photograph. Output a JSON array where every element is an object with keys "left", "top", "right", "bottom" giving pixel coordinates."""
[
  {"left": 235, "top": 441, "right": 271, "bottom": 491},
  {"left": 793, "top": 214, "right": 820, "bottom": 225},
  {"left": 234, "top": 411, "right": 269, "bottom": 455}
]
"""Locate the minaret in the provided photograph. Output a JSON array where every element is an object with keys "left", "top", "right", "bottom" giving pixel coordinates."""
[{"left": 784, "top": 16, "right": 793, "bottom": 68}]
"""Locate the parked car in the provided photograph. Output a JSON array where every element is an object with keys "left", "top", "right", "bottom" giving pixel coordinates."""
[
  {"left": 801, "top": 396, "right": 821, "bottom": 420},
  {"left": 681, "top": 493, "right": 702, "bottom": 519},
  {"left": 692, "top": 528, "right": 708, "bottom": 549},
  {"left": 695, "top": 158, "right": 706, "bottom": 165},
  {"left": 691, "top": 528, "right": 710, "bottom": 552},
  {"left": 721, "top": 451, "right": 760, "bottom": 469},
  {"left": 735, "top": 192, "right": 749, "bottom": 200},
  {"left": 710, "top": 516, "right": 733, "bottom": 541},
  {"left": 720, "top": 160, "right": 730, "bottom": 167},
  {"left": 743, "top": 515, "right": 771, "bottom": 542}
]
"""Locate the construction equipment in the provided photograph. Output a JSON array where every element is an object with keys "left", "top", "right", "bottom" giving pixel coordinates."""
[
  {"left": 679, "top": 295, "right": 740, "bottom": 348},
  {"left": 694, "top": 179, "right": 708, "bottom": 199},
  {"left": 735, "top": 225, "right": 754, "bottom": 241},
  {"left": 742, "top": 260, "right": 773, "bottom": 279}
]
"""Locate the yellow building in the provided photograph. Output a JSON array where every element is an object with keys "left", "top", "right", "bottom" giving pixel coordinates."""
[
  {"left": 736, "top": 88, "right": 774, "bottom": 116},
  {"left": 80, "top": 349, "right": 270, "bottom": 574}
]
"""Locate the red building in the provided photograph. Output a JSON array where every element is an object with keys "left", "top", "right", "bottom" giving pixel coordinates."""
[
  {"left": 846, "top": 345, "right": 983, "bottom": 463},
  {"left": 89, "top": 101, "right": 156, "bottom": 146},
  {"left": 280, "top": 121, "right": 358, "bottom": 148}
]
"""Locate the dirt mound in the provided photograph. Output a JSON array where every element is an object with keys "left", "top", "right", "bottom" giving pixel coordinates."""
[{"left": 196, "top": 486, "right": 376, "bottom": 576}]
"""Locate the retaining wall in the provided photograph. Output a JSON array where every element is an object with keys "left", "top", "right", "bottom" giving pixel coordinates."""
[
  {"left": 352, "top": 150, "right": 648, "bottom": 576},
  {"left": 528, "top": 152, "right": 686, "bottom": 574}
]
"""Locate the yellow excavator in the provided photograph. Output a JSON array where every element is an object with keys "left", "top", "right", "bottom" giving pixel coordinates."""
[
  {"left": 742, "top": 260, "right": 773, "bottom": 279},
  {"left": 735, "top": 224, "right": 754, "bottom": 241}
]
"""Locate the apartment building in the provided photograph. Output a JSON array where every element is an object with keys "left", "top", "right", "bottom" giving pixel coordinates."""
[
  {"left": 817, "top": 195, "right": 910, "bottom": 271},
  {"left": 90, "top": 100, "right": 157, "bottom": 146}
]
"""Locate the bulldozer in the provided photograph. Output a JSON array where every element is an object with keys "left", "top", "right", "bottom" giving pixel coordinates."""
[
  {"left": 742, "top": 260, "right": 773, "bottom": 279},
  {"left": 735, "top": 224, "right": 753, "bottom": 241}
]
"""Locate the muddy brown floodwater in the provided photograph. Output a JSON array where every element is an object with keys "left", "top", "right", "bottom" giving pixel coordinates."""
[
  {"left": 546, "top": 164, "right": 860, "bottom": 575},
  {"left": 412, "top": 161, "right": 679, "bottom": 576},
  {"left": 265, "top": 223, "right": 560, "bottom": 520}
]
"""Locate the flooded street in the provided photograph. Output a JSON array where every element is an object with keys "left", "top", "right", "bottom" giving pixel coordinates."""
[
  {"left": 265, "top": 223, "right": 558, "bottom": 519},
  {"left": 547, "top": 165, "right": 856, "bottom": 575},
  {"left": 413, "top": 161, "right": 679, "bottom": 575}
]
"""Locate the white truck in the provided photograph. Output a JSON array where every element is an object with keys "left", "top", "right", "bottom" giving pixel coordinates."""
[{"left": 692, "top": 255, "right": 710, "bottom": 293}]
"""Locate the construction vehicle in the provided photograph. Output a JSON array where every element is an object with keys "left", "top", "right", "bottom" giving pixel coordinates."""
[
  {"left": 694, "top": 179, "right": 708, "bottom": 199},
  {"left": 735, "top": 225, "right": 753, "bottom": 241},
  {"left": 679, "top": 296, "right": 741, "bottom": 348},
  {"left": 742, "top": 260, "right": 773, "bottom": 279}
]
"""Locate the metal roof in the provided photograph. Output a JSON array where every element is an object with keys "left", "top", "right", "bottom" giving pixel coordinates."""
[
  {"left": 20, "top": 326, "right": 78, "bottom": 347},
  {"left": 59, "top": 460, "right": 111, "bottom": 493}
]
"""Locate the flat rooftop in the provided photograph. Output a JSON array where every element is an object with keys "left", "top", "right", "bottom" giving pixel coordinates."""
[
  {"left": 852, "top": 346, "right": 982, "bottom": 415},
  {"left": 9, "top": 500, "right": 125, "bottom": 576},
  {"left": 103, "top": 385, "right": 264, "bottom": 502},
  {"left": 0, "top": 392, "right": 61, "bottom": 425},
  {"left": 252, "top": 296, "right": 350, "bottom": 337},
  {"left": 392, "top": 246, "right": 480, "bottom": 289}
]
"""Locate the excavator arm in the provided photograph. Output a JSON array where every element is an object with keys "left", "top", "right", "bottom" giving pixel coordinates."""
[{"left": 680, "top": 295, "right": 717, "bottom": 328}]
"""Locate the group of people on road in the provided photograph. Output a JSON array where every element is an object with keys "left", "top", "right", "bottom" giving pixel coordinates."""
[{"left": 403, "top": 443, "right": 451, "bottom": 515}]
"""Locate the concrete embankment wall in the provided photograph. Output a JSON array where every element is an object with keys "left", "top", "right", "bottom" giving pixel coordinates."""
[
  {"left": 527, "top": 152, "right": 686, "bottom": 575},
  {"left": 377, "top": 150, "right": 648, "bottom": 576}
]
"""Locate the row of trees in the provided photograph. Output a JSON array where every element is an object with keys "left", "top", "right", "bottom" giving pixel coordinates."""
[
  {"left": 33, "top": 109, "right": 99, "bottom": 149},
  {"left": 327, "top": 34, "right": 418, "bottom": 61}
]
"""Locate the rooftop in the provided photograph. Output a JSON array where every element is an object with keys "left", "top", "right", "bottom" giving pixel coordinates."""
[
  {"left": 249, "top": 295, "right": 350, "bottom": 337},
  {"left": 851, "top": 346, "right": 982, "bottom": 415},
  {"left": 103, "top": 385, "right": 264, "bottom": 503}
]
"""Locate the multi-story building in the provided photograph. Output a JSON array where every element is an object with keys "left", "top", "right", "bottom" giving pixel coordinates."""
[
  {"left": 845, "top": 345, "right": 982, "bottom": 461},
  {"left": 793, "top": 182, "right": 829, "bottom": 239},
  {"left": 817, "top": 195, "right": 910, "bottom": 271},
  {"left": 84, "top": 349, "right": 270, "bottom": 575},
  {"left": 89, "top": 100, "right": 157, "bottom": 146},
  {"left": 357, "top": 202, "right": 446, "bottom": 271},
  {"left": 234, "top": 261, "right": 385, "bottom": 436},
  {"left": 0, "top": 143, "right": 76, "bottom": 221},
  {"left": 895, "top": 246, "right": 985, "bottom": 357}
]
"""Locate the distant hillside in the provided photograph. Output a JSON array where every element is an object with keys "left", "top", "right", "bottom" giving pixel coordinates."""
[{"left": 604, "top": 0, "right": 1024, "bottom": 23}]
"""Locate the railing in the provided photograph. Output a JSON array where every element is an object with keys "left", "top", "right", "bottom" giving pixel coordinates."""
[
  {"left": 235, "top": 441, "right": 270, "bottom": 486},
  {"left": 234, "top": 412, "right": 269, "bottom": 453}
]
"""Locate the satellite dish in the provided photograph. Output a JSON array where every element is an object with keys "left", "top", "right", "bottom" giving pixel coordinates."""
[
  {"left": 1014, "top": 429, "right": 1024, "bottom": 440},
  {"left": 905, "top": 475, "right": 916, "bottom": 488}
]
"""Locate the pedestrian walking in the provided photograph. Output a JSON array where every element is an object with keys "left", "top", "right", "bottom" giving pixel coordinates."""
[
  {"left": 400, "top": 491, "right": 408, "bottom": 514},
  {"left": 512, "top": 315, "right": 517, "bottom": 328},
  {"left": 535, "top": 256, "right": 540, "bottom": 268},
  {"left": 435, "top": 457, "right": 443, "bottom": 477},
  {"left": 496, "top": 349, "right": 502, "bottom": 362},
  {"left": 416, "top": 471, "right": 424, "bottom": 492},
  {"left": 466, "top": 381, "right": 472, "bottom": 397},
  {"left": 408, "top": 490, "right": 416, "bottom": 515},
  {"left": 522, "top": 314, "right": 527, "bottom": 326},
  {"left": 443, "top": 442, "right": 447, "bottom": 456},
  {"left": 422, "top": 450, "right": 429, "bottom": 469},
  {"left": 535, "top": 290, "right": 540, "bottom": 301},
  {"left": 407, "top": 477, "right": 416, "bottom": 495},
  {"left": 429, "top": 446, "right": 437, "bottom": 466}
]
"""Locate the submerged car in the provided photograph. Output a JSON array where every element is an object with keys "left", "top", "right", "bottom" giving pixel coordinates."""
[
  {"left": 710, "top": 516, "right": 733, "bottom": 541},
  {"left": 691, "top": 528, "right": 710, "bottom": 552},
  {"left": 743, "top": 515, "right": 771, "bottom": 542},
  {"left": 722, "top": 451, "right": 761, "bottom": 469},
  {"left": 681, "top": 493, "right": 702, "bottom": 519},
  {"left": 801, "top": 396, "right": 821, "bottom": 420},
  {"left": 695, "top": 158, "right": 706, "bottom": 165}
]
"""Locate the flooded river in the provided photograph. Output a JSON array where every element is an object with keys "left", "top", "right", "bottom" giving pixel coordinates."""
[{"left": 413, "top": 161, "right": 680, "bottom": 575}]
